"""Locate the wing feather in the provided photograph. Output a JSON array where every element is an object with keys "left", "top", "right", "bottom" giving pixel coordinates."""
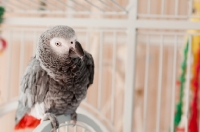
[
  {"left": 15, "top": 57, "right": 49, "bottom": 124},
  {"left": 85, "top": 52, "right": 94, "bottom": 88}
]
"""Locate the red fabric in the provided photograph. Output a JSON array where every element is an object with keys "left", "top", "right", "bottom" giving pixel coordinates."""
[
  {"left": 188, "top": 49, "right": 200, "bottom": 132},
  {"left": 1, "top": 38, "right": 7, "bottom": 49},
  {"left": 0, "top": 38, "right": 6, "bottom": 50},
  {"left": 14, "top": 114, "right": 41, "bottom": 130}
]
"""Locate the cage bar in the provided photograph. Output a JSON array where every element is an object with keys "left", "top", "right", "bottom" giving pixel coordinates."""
[
  {"left": 138, "top": 14, "right": 188, "bottom": 19},
  {"left": 57, "top": 0, "right": 77, "bottom": 11},
  {"left": 147, "top": 0, "right": 151, "bottom": 14},
  {"left": 170, "top": 35, "right": 178, "bottom": 132},
  {"left": 161, "top": 0, "right": 165, "bottom": 15},
  {"left": 85, "top": 0, "right": 105, "bottom": 12},
  {"left": 6, "top": 30, "right": 13, "bottom": 101},
  {"left": 3, "top": 1, "right": 25, "bottom": 11},
  {"left": 188, "top": 0, "right": 193, "bottom": 18},
  {"left": 16, "top": 0, "right": 33, "bottom": 10},
  {"left": 109, "top": 0, "right": 128, "bottom": 13},
  {"left": 143, "top": 35, "right": 150, "bottom": 132},
  {"left": 40, "top": 0, "right": 59, "bottom": 11},
  {"left": 70, "top": 0, "right": 90, "bottom": 11},
  {"left": 98, "top": 31, "right": 104, "bottom": 110},
  {"left": 123, "top": 0, "right": 138, "bottom": 131},
  {"left": 98, "top": 0, "right": 117, "bottom": 12},
  {"left": 111, "top": 31, "right": 117, "bottom": 123},
  {"left": 174, "top": 0, "right": 179, "bottom": 16},
  {"left": 32, "top": 30, "right": 37, "bottom": 56},
  {"left": 155, "top": 35, "right": 164, "bottom": 132},
  {"left": 2, "top": 0, "right": 128, "bottom": 14},
  {"left": 19, "top": 30, "right": 25, "bottom": 92}
]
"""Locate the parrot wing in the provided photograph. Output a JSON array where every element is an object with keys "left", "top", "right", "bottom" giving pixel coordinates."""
[
  {"left": 15, "top": 56, "right": 49, "bottom": 128},
  {"left": 85, "top": 51, "right": 94, "bottom": 88}
]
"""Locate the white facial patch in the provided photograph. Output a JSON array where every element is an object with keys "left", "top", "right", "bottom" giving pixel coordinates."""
[
  {"left": 50, "top": 37, "right": 71, "bottom": 55},
  {"left": 69, "top": 35, "right": 77, "bottom": 49}
]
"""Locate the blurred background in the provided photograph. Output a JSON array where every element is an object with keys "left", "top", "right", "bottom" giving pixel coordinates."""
[{"left": 0, "top": 0, "right": 200, "bottom": 132}]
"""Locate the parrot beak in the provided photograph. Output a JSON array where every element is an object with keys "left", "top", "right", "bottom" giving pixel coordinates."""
[{"left": 74, "top": 41, "right": 84, "bottom": 58}]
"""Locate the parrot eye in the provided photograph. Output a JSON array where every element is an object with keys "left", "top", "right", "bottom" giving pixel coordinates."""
[
  {"left": 71, "top": 41, "right": 73, "bottom": 44},
  {"left": 55, "top": 42, "right": 61, "bottom": 46}
]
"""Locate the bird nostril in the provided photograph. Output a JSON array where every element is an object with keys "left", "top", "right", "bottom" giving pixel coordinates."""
[
  {"left": 69, "top": 48, "right": 75, "bottom": 54},
  {"left": 70, "top": 47, "right": 74, "bottom": 51}
]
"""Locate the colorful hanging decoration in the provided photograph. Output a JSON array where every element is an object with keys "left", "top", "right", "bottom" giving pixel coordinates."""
[
  {"left": 188, "top": 43, "right": 200, "bottom": 132},
  {"left": 0, "top": 38, "right": 7, "bottom": 54},
  {"left": 174, "top": 1, "right": 200, "bottom": 131},
  {"left": 188, "top": 1, "right": 200, "bottom": 132},
  {"left": 0, "top": 6, "right": 5, "bottom": 24},
  {"left": 0, "top": 6, "right": 6, "bottom": 54},
  {"left": 174, "top": 41, "right": 189, "bottom": 131}
]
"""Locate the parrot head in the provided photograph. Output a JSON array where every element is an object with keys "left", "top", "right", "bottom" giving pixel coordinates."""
[{"left": 36, "top": 25, "right": 85, "bottom": 66}]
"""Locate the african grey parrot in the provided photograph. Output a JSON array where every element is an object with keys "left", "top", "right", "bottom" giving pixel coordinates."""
[{"left": 14, "top": 25, "right": 94, "bottom": 132}]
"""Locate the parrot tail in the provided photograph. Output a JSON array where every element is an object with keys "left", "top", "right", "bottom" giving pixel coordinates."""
[{"left": 14, "top": 114, "right": 41, "bottom": 130}]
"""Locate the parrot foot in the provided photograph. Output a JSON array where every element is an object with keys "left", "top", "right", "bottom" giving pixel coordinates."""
[
  {"left": 43, "top": 113, "right": 59, "bottom": 132},
  {"left": 70, "top": 112, "right": 77, "bottom": 127}
]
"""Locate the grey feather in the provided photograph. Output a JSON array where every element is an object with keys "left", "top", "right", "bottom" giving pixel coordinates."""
[
  {"left": 15, "top": 26, "right": 95, "bottom": 128},
  {"left": 15, "top": 57, "right": 49, "bottom": 123},
  {"left": 84, "top": 51, "right": 94, "bottom": 88}
]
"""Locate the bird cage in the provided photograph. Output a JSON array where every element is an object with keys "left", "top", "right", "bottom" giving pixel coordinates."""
[{"left": 0, "top": 0, "right": 200, "bottom": 132}]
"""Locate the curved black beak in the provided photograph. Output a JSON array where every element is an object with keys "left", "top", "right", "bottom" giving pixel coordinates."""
[{"left": 75, "top": 41, "right": 84, "bottom": 58}]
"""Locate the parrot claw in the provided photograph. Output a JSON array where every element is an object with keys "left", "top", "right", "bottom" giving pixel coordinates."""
[
  {"left": 43, "top": 113, "right": 59, "bottom": 132},
  {"left": 70, "top": 112, "right": 77, "bottom": 127}
]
